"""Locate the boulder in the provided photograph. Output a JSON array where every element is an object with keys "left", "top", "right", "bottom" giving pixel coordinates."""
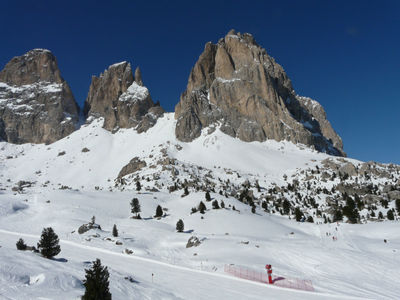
[
  {"left": 118, "top": 157, "right": 147, "bottom": 178},
  {"left": 186, "top": 236, "right": 201, "bottom": 248},
  {"left": 338, "top": 162, "right": 357, "bottom": 177},
  {"left": 388, "top": 190, "right": 400, "bottom": 201}
]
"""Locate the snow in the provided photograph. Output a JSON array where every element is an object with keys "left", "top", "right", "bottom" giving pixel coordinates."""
[
  {"left": 119, "top": 82, "right": 149, "bottom": 102},
  {"left": 0, "top": 113, "right": 399, "bottom": 299},
  {"left": 110, "top": 61, "right": 128, "bottom": 68},
  {"left": 216, "top": 77, "right": 241, "bottom": 84}
]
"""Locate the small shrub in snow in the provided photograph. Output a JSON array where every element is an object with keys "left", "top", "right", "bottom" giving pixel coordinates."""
[
  {"left": 212, "top": 200, "right": 220, "bottom": 209},
  {"left": 198, "top": 201, "right": 206, "bottom": 214},
  {"left": 136, "top": 181, "right": 141, "bottom": 191},
  {"left": 16, "top": 238, "right": 27, "bottom": 250},
  {"left": 176, "top": 219, "right": 184, "bottom": 232},
  {"left": 112, "top": 224, "right": 118, "bottom": 237},
  {"left": 205, "top": 191, "right": 211, "bottom": 201},
  {"left": 155, "top": 205, "right": 163, "bottom": 218}
]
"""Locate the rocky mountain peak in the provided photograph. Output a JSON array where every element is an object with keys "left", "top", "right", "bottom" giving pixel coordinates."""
[
  {"left": 0, "top": 48, "right": 64, "bottom": 85},
  {"left": 0, "top": 49, "right": 79, "bottom": 144},
  {"left": 175, "top": 30, "right": 344, "bottom": 156},
  {"left": 134, "top": 66, "right": 143, "bottom": 86},
  {"left": 84, "top": 61, "right": 164, "bottom": 132}
]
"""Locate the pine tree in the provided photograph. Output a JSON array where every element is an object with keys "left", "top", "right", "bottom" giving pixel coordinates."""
[
  {"left": 136, "top": 180, "right": 141, "bottom": 191},
  {"left": 198, "top": 201, "right": 206, "bottom": 214},
  {"left": 205, "top": 191, "right": 211, "bottom": 202},
  {"left": 220, "top": 200, "right": 225, "bottom": 209},
  {"left": 387, "top": 210, "right": 394, "bottom": 220},
  {"left": 333, "top": 210, "right": 343, "bottom": 222},
  {"left": 82, "top": 259, "right": 111, "bottom": 300},
  {"left": 112, "top": 224, "right": 118, "bottom": 237},
  {"left": 294, "top": 207, "right": 303, "bottom": 222},
  {"left": 184, "top": 186, "right": 189, "bottom": 196},
  {"left": 16, "top": 238, "right": 27, "bottom": 250},
  {"left": 130, "top": 198, "right": 141, "bottom": 218},
  {"left": 90, "top": 216, "right": 96, "bottom": 226},
  {"left": 212, "top": 200, "right": 220, "bottom": 209},
  {"left": 155, "top": 205, "right": 163, "bottom": 218},
  {"left": 251, "top": 206, "right": 256, "bottom": 214},
  {"left": 396, "top": 199, "right": 400, "bottom": 214},
  {"left": 282, "top": 199, "right": 291, "bottom": 215},
  {"left": 306, "top": 216, "right": 314, "bottom": 223},
  {"left": 37, "top": 227, "right": 61, "bottom": 258},
  {"left": 176, "top": 219, "right": 184, "bottom": 232}
]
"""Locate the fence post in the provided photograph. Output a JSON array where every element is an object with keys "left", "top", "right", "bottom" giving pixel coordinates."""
[{"left": 265, "top": 264, "right": 273, "bottom": 284}]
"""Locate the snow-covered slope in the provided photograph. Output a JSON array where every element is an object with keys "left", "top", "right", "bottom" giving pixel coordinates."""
[{"left": 0, "top": 113, "right": 399, "bottom": 299}]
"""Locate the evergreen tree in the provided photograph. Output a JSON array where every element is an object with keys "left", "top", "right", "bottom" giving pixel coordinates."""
[
  {"left": 198, "top": 201, "right": 206, "bottom": 214},
  {"left": 130, "top": 198, "right": 141, "bottom": 218},
  {"left": 306, "top": 216, "right": 314, "bottom": 223},
  {"left": 220, "top": 200, "right": 225, "bottom": 209},
  {"left": 136, "top": 180, "right": 141, "bottom": 191},
  {"left": 378, "top": 211, "right": 384, "bottom": 219},
  {"left": 37, "top": 227, "right": 61, "bottom": 258},
  {"left": 387, "top": 210, "right": 394, "bottom": 220},
  {"left": 333, "top": 210, "right": 343, "bottom": 222},
  {"left": 155, "top": 205, "right": 163, "bottom": 218},
  {"left": 184, "top": 186, "right": 189, "bottom": 196},
  {"left": 176, "top": 219, "right": 184, "bottom": 232},
  {"left": 205, "top": 191, "right": 211, "bottom": 202},
  {"left": 112, "top": 224, "right": 118, "bottom": 237},
  {"left": 294, "top": 207, "right": 303, "bottom": 222},
  {"left": 90, "top": 216, "right": 96, "bottom": 225},
  {"left": 212, "top": 200, "right": 220, "bottom": 209},
  {"left": 343, "top": 196, "right": 359, "bottom": 224},
  {"left": 82, "top": 258, "right": 111, "bottom": 300},
  {"left": 396, "top": 199, "right": 400, "bottom": 214},
  {"left": 251, "top": 206, "right": 256, "bottom": 214},
  {"left": 282, "top": 199, "right": 291, "bottom": 215},
  {"left": 16, "top": 238, "right": 27, "bottom": 250}
]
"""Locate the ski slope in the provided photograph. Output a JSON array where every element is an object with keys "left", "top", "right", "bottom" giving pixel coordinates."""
[{"left": 0, "top": 114, "right": 399, "bottom": 299}]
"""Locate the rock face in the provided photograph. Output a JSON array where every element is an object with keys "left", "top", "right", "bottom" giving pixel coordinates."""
[
  {"left": 0, "top": 49, "right": 79, "bottom": 144},
  {"left": 117, "top": 157, "right": 147, "bottom": 179},
  {"left": 175, "top": 30, "right": 344, "bottom": 156},
  {"left": 84, "top": 62, "right": 164, "bottom": 132}
]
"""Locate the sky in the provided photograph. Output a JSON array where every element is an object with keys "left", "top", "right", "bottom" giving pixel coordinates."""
[{"left": 0, "top": 0, "right": 399, "bottom": 164}]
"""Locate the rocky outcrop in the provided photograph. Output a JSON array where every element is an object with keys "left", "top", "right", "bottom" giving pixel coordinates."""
[
  {"left": 118, "top": 157, "right": 147, "bottom": 179},
  {"left": 83, "top": 62, "right": 164, "bottom": 132},
  {"left": 0, "top": 49, "right": 79, "bottom": 144},
  {"left": 175, "top": 30, "right": 344, "bottom": 156}
]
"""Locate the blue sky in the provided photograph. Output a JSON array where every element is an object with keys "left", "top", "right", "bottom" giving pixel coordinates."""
[{"left": 1, "top": 0, "right": 399, "bottom": 164}]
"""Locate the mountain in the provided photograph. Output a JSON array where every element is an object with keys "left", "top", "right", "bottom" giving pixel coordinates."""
[
  {"left": 0, "top": 32, "right": 399, "bottom": 300},
  {"left": 0, "top": 49, "right": 79, "bottom": 144},
  {"left": 175, "top": 30, "right": 344, "bottom": 156},
  {"left": 83, "top": 61, "right": 164, "bottom": 133}
]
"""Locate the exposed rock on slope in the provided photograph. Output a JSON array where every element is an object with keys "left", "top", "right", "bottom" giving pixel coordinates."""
[
  {"left": 0, "top": 49, "right": 79, "bottom": 144},
  {"left": 84, "top": 62, "right": 164, "bottom": 132},
  {"left": 175, "top": 30, "right": 344, "bottom": 156}
]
